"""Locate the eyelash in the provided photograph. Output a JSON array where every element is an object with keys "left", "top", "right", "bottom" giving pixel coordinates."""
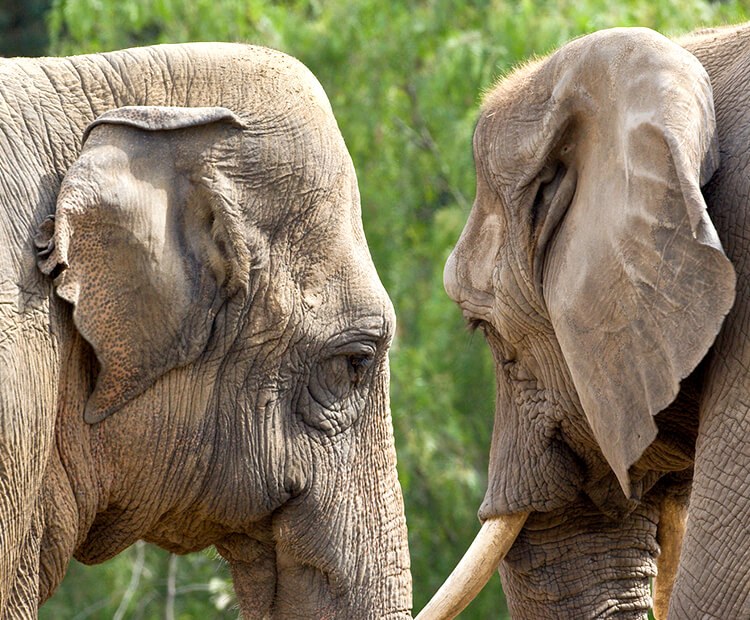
[
  {"left": 347, "top": 353, "right": 373, "bottom": 385},
  {"left": 464, "top": 317, "right": 518, "bottom": 364}
]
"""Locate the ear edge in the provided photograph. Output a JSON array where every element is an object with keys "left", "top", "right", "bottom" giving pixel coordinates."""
[
  {"left": 35, "top": 214, "right": 59, "bottom": 275},
  {"left": 81, "top": 105, "right": 246, "bottom": 146},
  {"left": 187, "top": 172, "right": 268, "bottom": 295}
]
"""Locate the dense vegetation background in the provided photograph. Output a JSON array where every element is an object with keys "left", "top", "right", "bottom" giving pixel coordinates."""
[{"left": 3, "top": 0, "right": 748, "bottom": 617}]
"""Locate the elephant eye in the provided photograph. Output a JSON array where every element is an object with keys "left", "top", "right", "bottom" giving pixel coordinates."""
[
  {"left": 299, "top": 341, "right": 378, "bottom": 435},
  {"left": 335, "top": 342, "right": 376, "bottom": 389},
  {"left": 310, "top": 342, "right": 377, "bottom": 403},
  {"left": 466, "top": 316, "right": 518, "bottom": 367},
  {"left": 346, "top": 352, "right": 374, "bottom": 385}
]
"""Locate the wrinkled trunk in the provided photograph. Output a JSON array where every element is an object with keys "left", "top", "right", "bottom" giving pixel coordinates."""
[
  {"left": 499, "top": 497, "right": 659, "bottom": 619},
  {"left": 219, "top": 374, "right": 412, "bottom": 619},
  {"left": 269, "top": 401, "right": 411, "bottom": 619},
  {"left": 222, "top": 479, "right": 411, "bottom": 619}
]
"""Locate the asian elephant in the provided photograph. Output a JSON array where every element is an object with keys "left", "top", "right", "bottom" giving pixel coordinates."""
[
  {"left": 421, "top": 23, "right": 750, "bottom": 620},
  {"left": 0, "top": 43, "right": 411, "bottom": 618}
]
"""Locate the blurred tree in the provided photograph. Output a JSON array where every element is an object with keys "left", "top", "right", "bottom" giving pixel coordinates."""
[
  {"left": 37, "top": 1, "right": 750, "bottom": 618},
  {"left": 0, "top": 0, "right": 52, "bottom": 57},
  {"left": 40, "top": 545, "right": 238, "bottom": 619}
]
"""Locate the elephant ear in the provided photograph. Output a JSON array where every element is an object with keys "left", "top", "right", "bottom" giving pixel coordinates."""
[
  {"left": 37, "top": 106, "right": 260, "bottom": 424},
  {"left": 539, "top": 30, "right": 736, "bottom": 497}
]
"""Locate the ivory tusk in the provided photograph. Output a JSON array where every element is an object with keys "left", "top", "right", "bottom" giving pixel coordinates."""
[
  {"left": 416, "top": 512, "right": 529, "bottom": 620},
  {"left": 653, "top": 495, "right": 688, "bottom": 619}
]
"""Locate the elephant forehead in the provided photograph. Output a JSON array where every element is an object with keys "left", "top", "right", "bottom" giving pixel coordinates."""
[
  {"left": 218, "top": 42, "right": 337, "bottom": 122},
  {"left": 296, "top": 237, "right": 391, "bottom": 316},
  {"left": 244, "top": 120, "right": 350, "bottom": 196},
  {"left": 271, "top": 154, "right": 371, "bottom": 268}
]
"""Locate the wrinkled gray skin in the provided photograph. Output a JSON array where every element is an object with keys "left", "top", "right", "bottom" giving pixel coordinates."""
[
  {"left": 444, "top": 24, "right": 750, "bottom": 618},
  {"left": 0, "top": 43, "right": 411, "bottom": 619}
]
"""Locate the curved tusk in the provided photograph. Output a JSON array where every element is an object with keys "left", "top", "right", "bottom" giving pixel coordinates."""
[
  {"left": 653, "top": 495, "right": 688, "bottom": 619},
  {"left": 416, "top": 512, "right": 529, "bottom": 620}
]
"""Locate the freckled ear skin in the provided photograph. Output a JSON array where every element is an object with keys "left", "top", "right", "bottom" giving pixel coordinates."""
[
  {"left": 36, "top": 106, "right": 257, "bottom": 424},
  {"left": 537, "top": 30, "right": 735, "bottom": 496}
]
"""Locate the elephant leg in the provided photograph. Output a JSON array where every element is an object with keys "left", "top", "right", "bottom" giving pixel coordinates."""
[{"left": 668, "top": 353, "right": 750, "bottom": 617}]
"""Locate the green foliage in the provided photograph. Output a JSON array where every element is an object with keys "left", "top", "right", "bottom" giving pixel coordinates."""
[
  {"left": 41, "top": 0, "right": 750, "bottom": 617},
  {"left": 0, "top": 0, "right": 52, "bottom": 57},
  {"left": 39, "top": 545, "right": 236, "bottom": 619}
]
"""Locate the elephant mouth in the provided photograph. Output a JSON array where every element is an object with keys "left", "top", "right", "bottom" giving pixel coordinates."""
[
  {"left": 222, "top": 546, "right": 359, "bottom": 619},
  {"left": 214, "top": 532, "right": 277, "bottom": 617},
  {"left": 216, "top": 531, "right": 387, "bottom": 618}
]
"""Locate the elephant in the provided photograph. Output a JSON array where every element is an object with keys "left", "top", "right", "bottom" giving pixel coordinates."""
[
  {"left": 0, "top": 43, "right": 411, "bottom": 618},
  {"left": 420, "top": 22, "right": 750, "bottom": 620}
]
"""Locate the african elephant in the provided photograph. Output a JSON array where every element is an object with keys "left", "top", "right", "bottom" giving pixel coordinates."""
[
  {"left": 0, "top": 43, "right": 411, "bottom": 618},
  {"left": 420, "top": 23, "right": 750, "bottom": 619}
]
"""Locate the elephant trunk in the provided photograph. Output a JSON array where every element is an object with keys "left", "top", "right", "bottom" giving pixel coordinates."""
[
  {"left": 499, "top": 497, "right": 659, "bottom": 618},
  {"left": 264, "top": 483, "right": 411, "bottom": 617},
  {"left": 219, "top": 468, "right": 412, "bottom": 619},
  {"left": 221, "top": 371, "right": 412, "bottom": 618},
  {"left": 269, "top": 516, "right": 411, "bottom": 619}
]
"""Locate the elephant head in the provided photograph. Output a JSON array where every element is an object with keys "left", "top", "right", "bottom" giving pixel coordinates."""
[
  {"left": 36, "top": 99, "right": 411, "bottom": 616},
  {"left": 422, "top": 28, "right": 736, "bottom": 618}
]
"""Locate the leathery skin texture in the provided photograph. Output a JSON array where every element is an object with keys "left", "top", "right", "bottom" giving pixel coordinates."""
[
  {"left": 442, "top": 23, "right": 750, "bottom": 619},
  {"left": 0, "top": 43, "right": 411, "bottom": 618}
]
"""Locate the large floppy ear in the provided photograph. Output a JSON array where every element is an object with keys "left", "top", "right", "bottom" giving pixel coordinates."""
[
  {"left": 536, "top": 30, "right": 735, "bottom": 497},
  {"left": 36, "top": 106, "right": 262, "bottom": 424}
]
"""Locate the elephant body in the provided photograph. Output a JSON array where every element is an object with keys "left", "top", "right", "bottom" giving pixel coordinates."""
[
  {"left": 0, "top": 44, "right": 411, "bottom": 618},
  {"left": 670, "top": 24, "right": 750, "bottom": 617},
  {"left": 436, "top": 22, "right": 750, "bottom": 620}
]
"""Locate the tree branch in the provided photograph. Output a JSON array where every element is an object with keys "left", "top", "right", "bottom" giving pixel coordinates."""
[{"left": 113, "top": 540, "right": 146, "bottom": 620}]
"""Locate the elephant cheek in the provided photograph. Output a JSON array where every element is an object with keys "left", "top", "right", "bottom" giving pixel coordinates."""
[{"left": 479, "top": 379, "right": 583, "bottom": 518}]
